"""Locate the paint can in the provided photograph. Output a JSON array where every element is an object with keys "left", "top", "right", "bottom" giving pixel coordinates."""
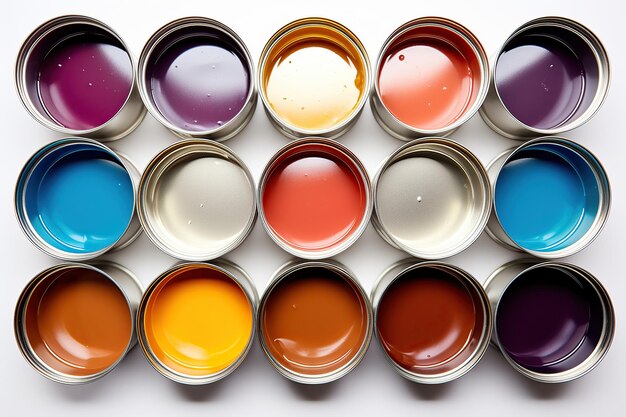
[
  {"left": 258, "top": 260, "right": 372, "bottom": 384},
  {"left": 15, "top": 138, "right": 142, "bottom": 260},
  {"left": 15, "top": 15, "right": 146, "bottom": 141},
  {"left": 258, "top": 18, "right": 371, "bottom": 139},
  {"left": 137, "top": 260, "right": 257, "bottom": 384},
  {"left": 486, "top": 137, "right": 610, "bottom": 258},
  {"left": 138, "top": 140, "right": 256, "bottom": 260},
  {"left": 137, "top": 17, "right": 256, "bottom": 141},
  {"left": 484, "top": 260, "right": 614, "bottom": 383},
  {"left": 14, "top": 261, "right": 142, "bottom": 384},
  {"left": 372, "top": 260, "right": 491, "bottom": 383},
  {"left": 258, "top": 138, "right": 372, "bottom": 259},
  {"left": 372, "top": 138, "right": 491, "bottom": 259},
  {"left": 480, "top": 17, "right": 610, "bottom": 139},
  {"left": 371, "top": 17, "right": 489, "bottom": 140}
]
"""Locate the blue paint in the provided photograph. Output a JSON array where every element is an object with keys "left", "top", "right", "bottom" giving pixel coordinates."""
[
  {"left": 24, "top": 143, "right": 134, "bottom": 254},
  {"left": 494, "top": 145, "right": 599, "bottom": 252}
]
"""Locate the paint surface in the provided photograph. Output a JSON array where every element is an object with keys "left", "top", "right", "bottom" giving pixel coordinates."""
[
  {"left": 377, "top": 268, "right": 478, "bottom": 372},
  {"left": 262, "top": 152, "right": 366, "bottom": 251},
  {"left": 261, "top": 267, "right": 368, "bottom": 375},
  {"left": 496, "top": 267, "right": 602, "bottom": 373},
  {"left": 25, "top": 147, "right": 134, "bottom": 254},
  {"left": 144, "top": 267, "right": 253, "bottom": 376},
  {"left": 37, "top": 35, "right": 133, "bottom": 130},
  {"left": 495, "top": 35, "right": 585, "bottom": 129},
  {"left": 264, "top": 29, "right": 366, "bottom": 130},
  {"left": 149, "top": 37, "right": 249, "bottom": 131},
  {"left": 24, "top": 268, "right": 132, "bottom": 376},
  {"left": 379, "top": 39, "right": 475, "bottom": 130}
]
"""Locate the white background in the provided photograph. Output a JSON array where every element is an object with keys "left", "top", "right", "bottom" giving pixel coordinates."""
[{"left": 1, "top": 0, "right": 624, "bottom": 415}]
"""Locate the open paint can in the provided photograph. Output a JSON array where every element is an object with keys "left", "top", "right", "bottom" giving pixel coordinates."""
[
  {"left": 138, "top": 140, "right": 256, "bottom": 260},
  {"left": 258, "top": 260, "right": 372, "bottom": 384},
  {"left": 138, "top": 17, "right": 256, "bottom": 140},
  {"left": 258, "top": 18, "right": 371, "bottom": 139},
  {"left": 372, "top": 138, "right": 491, "bottom": 259},
  {"left": 485, "top": 260, "right": 615, "bottom": 383},
  {"left": 486, "top": 137, "right": 610, "bottom": 258},
  {"left": 15, "top": 138, "right": 141, "bottom": 260},
  {"left": 15, "top": 15, "right": 146, "bottom": 141},
  {"left": 371, "top": 17, "right": 489, "bottom": 140},
  {"left": 258, "top": 138, "right": 372, "bottom": 259},
  {"left": 480, "top": 17, "right": 610, "bottom": 139},
  {"left": 372, "top": 260, "right": 492, "bottom": 383},
  {"left": 14, "top": 262, "right": 142, "bottom": 383},
  {"left": 138, "top": 261, "right": 257, "bottom": 384}
]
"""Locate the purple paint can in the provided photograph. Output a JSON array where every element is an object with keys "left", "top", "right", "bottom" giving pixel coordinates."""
[
  {"left": 15, "top": 15, "right": 146, "bottom": 141},
  {"left": 485, "top": 260, "right": 614, "bottom": 383},
  {"left": 480, "top": 17, "right": 610, "bottom": 139},
  {"left": 138, "top": 17, "right": 256, "bottom": 141}
]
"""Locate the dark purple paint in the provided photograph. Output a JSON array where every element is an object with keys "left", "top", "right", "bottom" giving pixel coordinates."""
[
  {"left": 496, "top": 267, "right": 603, "bottom": 373},
  {"left": 37, "top": 36, "right": 133, "bottom": 130},
  {"left": 148, "top": 37, "right": 249, "bottom": 132},
  {"left": 495, "top": 35, "right": 585, "bottom": 129}
]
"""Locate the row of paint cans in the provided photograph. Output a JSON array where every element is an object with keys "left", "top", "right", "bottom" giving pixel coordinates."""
[
  {"left": 15, "top": 15, "right": 610, "bottom": 142},
  {"left": 14, "top": 258, "right": 615, "bottom": 384}
]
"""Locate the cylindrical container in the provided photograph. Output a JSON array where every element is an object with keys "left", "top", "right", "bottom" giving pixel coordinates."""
[
  {"left": 485, "top": 260, "right": 614, "bottom": 383},
  {"left": 137, "top": 261, "right": 257, "bottom": 384},
  {"left": 138, "top": 17, "right": 256, "bottom": 141},
  {"left": 373, "top": 138, "right": 491, "bottom": 259},
  {"left": 258, "top": 260, "right": 372, "bottom": 384},
  {"left": 372, "top": 260, "right": 491, "bottom": 384},
  {"left": 15, "top": 15, "right": 146, "bottom": 141},
  {"left": 138, "top": 140, "right": 256, "bottom": 260},
  {"left": 259, "top": 138, "right": 372, "bottom": 259},
  {"left": 480, "top": 17, "right": 610, "bottom": 139},
  {"left": 14, "top": 262, "right": 142, "bottom": 384},
  {"left": 258, "top": 18, "right": 371, "bottom": 139},
  {"left": 486, "top": 137, "right": 610, "bottom": 258},
  {"left": 15, "top": 138, "right": 142, "bottom": 260},
  {"left": 371, "top": 17, "right": 489, "bottom": 140}
]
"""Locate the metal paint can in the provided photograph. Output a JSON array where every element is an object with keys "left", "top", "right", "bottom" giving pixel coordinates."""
[
  {"left": 371, "top": 17, "right": 489, "bottom": 140},
  {"left": 372, "top": 138, "right": 491, "bottom": 259},
  {"left": 138, "top": 140, "right": 256, "bottom": 260},
  {"left": 15, "top": 15, "right": 146, "bottom": 141},
  {"left": 480, "top": 17, "right": 610, "bottom": 139},
  {"left": 484, "top": 260, "right": 615, "bottom": 383},
  {"left": 258, "top": 18, "right": 371, "bottom": 139},
  {"left": 258, "top": 260, "right": 372, "bottom": 384},
  {"left": 15, "top": 138, "right": 142, "bottom": 260},
  {"left": 14, "top": 261, "right": 142, "bottom": 384},
  {"left": 486, "top": 137, "right": 610, "bottom": 258},
  {"left": 137, "top": 260, "right": 257, "bottom": 384},
  {"left": 258, "top": 138, "right": 372, "bottom": 259},
  {"left": 137, "top": 17, "right": 257, "bottom": 141}
]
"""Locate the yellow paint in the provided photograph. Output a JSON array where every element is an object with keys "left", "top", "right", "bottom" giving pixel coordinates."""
[
  {"left": 144, "top": 267, "right": 252, "bottom": 376},
  {"left": 263, "top": 24, "right": 366, "bottom": 131}
]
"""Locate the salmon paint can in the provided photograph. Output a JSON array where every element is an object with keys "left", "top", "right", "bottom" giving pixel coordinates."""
[
  {"left": 258, "top": 260, "right": 372, "bottom": 384},
  {"left": 372, "top": 260, "right": 492, "bottom": 383},
  {"left": 258, "top": 138, "right": 372, "bottom": 259},
  {"left": 371, "top": 17, "right": 489, "bottom": 140},
  {"left": 137, "top": 261, "right": 257, "bottom": 384},
  {"left": 14, "top": 262, "right": 142, "bottom": 384}
]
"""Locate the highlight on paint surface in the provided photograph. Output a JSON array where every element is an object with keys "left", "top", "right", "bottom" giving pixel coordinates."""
[
  {"left": 143, "top": 265, "right": 253, "bottom": 376},
  {"left": 23, "top": 267, "right": 132, "bottom": 376},
  {"left": 261, "top": 267, "right": 368, "bottom": 376}
]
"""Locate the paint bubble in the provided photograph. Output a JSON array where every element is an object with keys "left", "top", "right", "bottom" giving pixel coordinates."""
[
  {"left": 417, "top": 196, "right": 422, "bottom": 203},
  {"left": 399, "top": 54, "right": 405, "bottom": 61},
  {"left": 57, "top": 64, "right": 62, "bottom": 67}
]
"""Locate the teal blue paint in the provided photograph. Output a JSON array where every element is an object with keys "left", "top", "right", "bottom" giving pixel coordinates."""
[
  {"left": 24, "top": 144, "right": 134, "bottom": 254},
  {"left": 494, "top": 145, "right": 599, "bottom": 252}
]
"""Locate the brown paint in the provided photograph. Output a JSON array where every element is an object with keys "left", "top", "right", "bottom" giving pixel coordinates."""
[
  {"left": 23, "top": 267, "right": 132, "bottom": 376},
  {"left": 261, "top": 267, "right": 368, "bottom": 375},
  {"left": 376, "top": 267, "right": 484, "bottom": 375}
]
